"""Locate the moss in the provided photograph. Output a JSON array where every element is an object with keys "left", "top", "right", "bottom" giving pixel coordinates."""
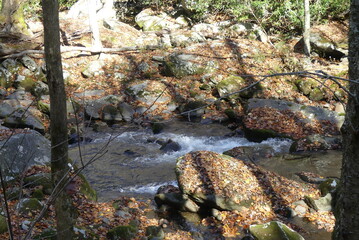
[
  {"left": 17, "top": 198, "right": 43, "bottom": 214},
  {"left": 0, "top": 215, "right": 8, "bottom": 234},
  {"left": 32, "top": 188, "right": 45, "bottom": 200},
  {"left": 19, "top": 76, "right": 36, "bottom": 92},
  {"left": 145, "top": 226, "right": 164, "bottom": 239},
  {"left": 309, "top": 88, "right": 324, "bottom": 101},
  {"left": 224, "top": 108, "right": 236, "bottom": 120},
  {"left": 78, "top": 173, "right": 97, "bottom": 202},
  {"left": 37, "top": 101, "right": 50, "bottom": 115},
  {"left": 24, "top": 173, "right": 53, "bottom": 195},
  {"left": 33, "top": 228, "right": 56, "bottom": 240},
  {"left": 216, "top": 75, "right": 256, "bottom": 99}
]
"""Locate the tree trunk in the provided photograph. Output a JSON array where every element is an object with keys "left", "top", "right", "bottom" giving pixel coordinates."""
[
  {"left": 42, "top": 0, "right": 75, "bottom": 238},
  {"left": 333, "top": 0, "right": 359, "bottom": 239},
  {"left": 0, "top": 0, "right": 32, "bottom": 36},
  {"left": 303, "top": 0, "right": 310, "bottom": 56}
]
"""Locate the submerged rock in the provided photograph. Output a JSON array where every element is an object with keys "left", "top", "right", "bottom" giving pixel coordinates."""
[{"left": 159, "top": 139, "right": 181, "bottom": 152}]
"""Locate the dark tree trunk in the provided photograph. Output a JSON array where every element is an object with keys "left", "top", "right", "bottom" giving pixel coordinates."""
[
  {"left": 333, "top": 0, "right": 359, "bottom": 239},
  {"left": 42, "top": 0, "right": 75, "bottom": 238}
]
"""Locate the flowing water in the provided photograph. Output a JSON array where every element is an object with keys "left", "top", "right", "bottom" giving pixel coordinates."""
[{"left": 69, "top": 121, "right": 293, "bottom": 201}]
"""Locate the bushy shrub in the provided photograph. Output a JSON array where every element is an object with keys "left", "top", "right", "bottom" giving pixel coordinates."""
[{"left": 180, "top": 0, "right": 349, "bottom": 34}]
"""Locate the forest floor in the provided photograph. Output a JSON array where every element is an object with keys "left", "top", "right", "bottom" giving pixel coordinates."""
[{"left": 0, "top": 14, "right": 349, "bottom": 239}]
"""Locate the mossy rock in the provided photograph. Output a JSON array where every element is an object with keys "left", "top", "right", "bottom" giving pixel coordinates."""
[
  {"left": 224, "top": 108, "right": 237, "bottom": 120},
  {"left": 106, "top": 225, "right": 138, "bottom": 240},
  {"left": 17, "top": 198, "right": 43, "bottom": 214},
  {"left": 32, "top": 188, "right": 45, "bottom": 200},
  {"left": 309, "top": 88, "right": 324, "bottom": 101},
  {"left": 24, "top": 173, "right": 53, "bottom": 195},
  {"left": 0, "top": 215, "right": 8, "bottom": 234},
  {"left": 101, "top": 104, "right": 123, "bottom": 122},
  {"left": 33, "top": 228, "right": 56, "bottom": 240},
  {"left": 250, "top": 221, "right": 304, "bottom": 240},
  {"left": 145, "top": 226, "right": 165, "bottom": 240},
  {"left": 180, "top": 100, "right": 207, "bottom": 118},
  {"left": 78, "top": 173, "right": 97, "bottom": 202},
  {"left": 216, "top": 75, "right": 257, "bottom": 99},
  {"left": 295, "top": 78, "right": 317, "bottom": 95},
  {"left": 164, "top": 53, "right": 217, "bottom": 78},
  {"left": 17, "top": 76, "right": 36, "bottom": 92},
  {"left": 37, "top": 101, "right": 50, "bottom": 115}
]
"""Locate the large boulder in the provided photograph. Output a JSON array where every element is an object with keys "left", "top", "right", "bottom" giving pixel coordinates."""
[
  {"left": 126, "top": 80, "right": 176, "bottom": 115},
  {"left": 3, "top": 108, "right": 45, "bottom": 133},
  {"left": 216, "top": 75, "right": 259, "bottom": 99},
  {"left": 176, "top": 151, "right": 319, "bottom": 214},
  {"left": 243, "top": 98, "right": 344, "bottom": 142},
  {"left": 0, "top": 96, "right": 45, "bottom": 133},
  {"left": 0, "top": 130, "right": 50, "bottom": 174},
  {"left": 294, "top": 32, "right": 346, "bottom": 60},
  {"left": 135, "top": 8, "right": 188, "bottom": 31},
  {"left": 85, "top": 95, "right": 123, "bottom": 120},
  {"left": 164, "top": 52, "right": 218, "bottom": 78},
  {"left": 191, "top": 23, "right": 222, "bottom": 39}
]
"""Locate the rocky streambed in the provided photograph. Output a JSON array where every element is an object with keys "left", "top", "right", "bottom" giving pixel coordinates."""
[
  {"left": 68, "top": 120, "right": 293, "bottom": 201},
  {"left": 66, "top": 120, "right": 340, "bottom": 239}
]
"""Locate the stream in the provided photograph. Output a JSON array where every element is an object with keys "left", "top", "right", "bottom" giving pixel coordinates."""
[
  {"left": 69, "top": 121, "right": 341, "bottom": 201},
  {"left": 69, "top": 121, "right": 293, "bottom": 201},
  {"left": 68, "top": 120, "right": 341, "bottom": 240}
]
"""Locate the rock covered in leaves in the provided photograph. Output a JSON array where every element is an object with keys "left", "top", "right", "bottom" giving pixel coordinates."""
[
  {"left": 243, "top": 98, "right": 343, "bottom": 143},
  {"left": 176, "top": 151, "right": 320, "bottom": 214}
]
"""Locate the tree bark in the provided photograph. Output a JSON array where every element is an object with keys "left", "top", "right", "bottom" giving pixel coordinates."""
[
  {"left": 303, "top": 0, "right": 311, "bottom": 56},
  {"left": 42, "top": 0, "right": 75, "bottom": 238},
  {"left": 333, "top": 0, "right": 359, "bottom": 239}
]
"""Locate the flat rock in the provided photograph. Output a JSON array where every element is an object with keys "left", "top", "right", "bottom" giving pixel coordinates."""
[
  {"left": 243, "top": 98, "right": 343, "bottom": 142},
  {"left": 176, "top": 151, "right": 319, "bottom": 214}
]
